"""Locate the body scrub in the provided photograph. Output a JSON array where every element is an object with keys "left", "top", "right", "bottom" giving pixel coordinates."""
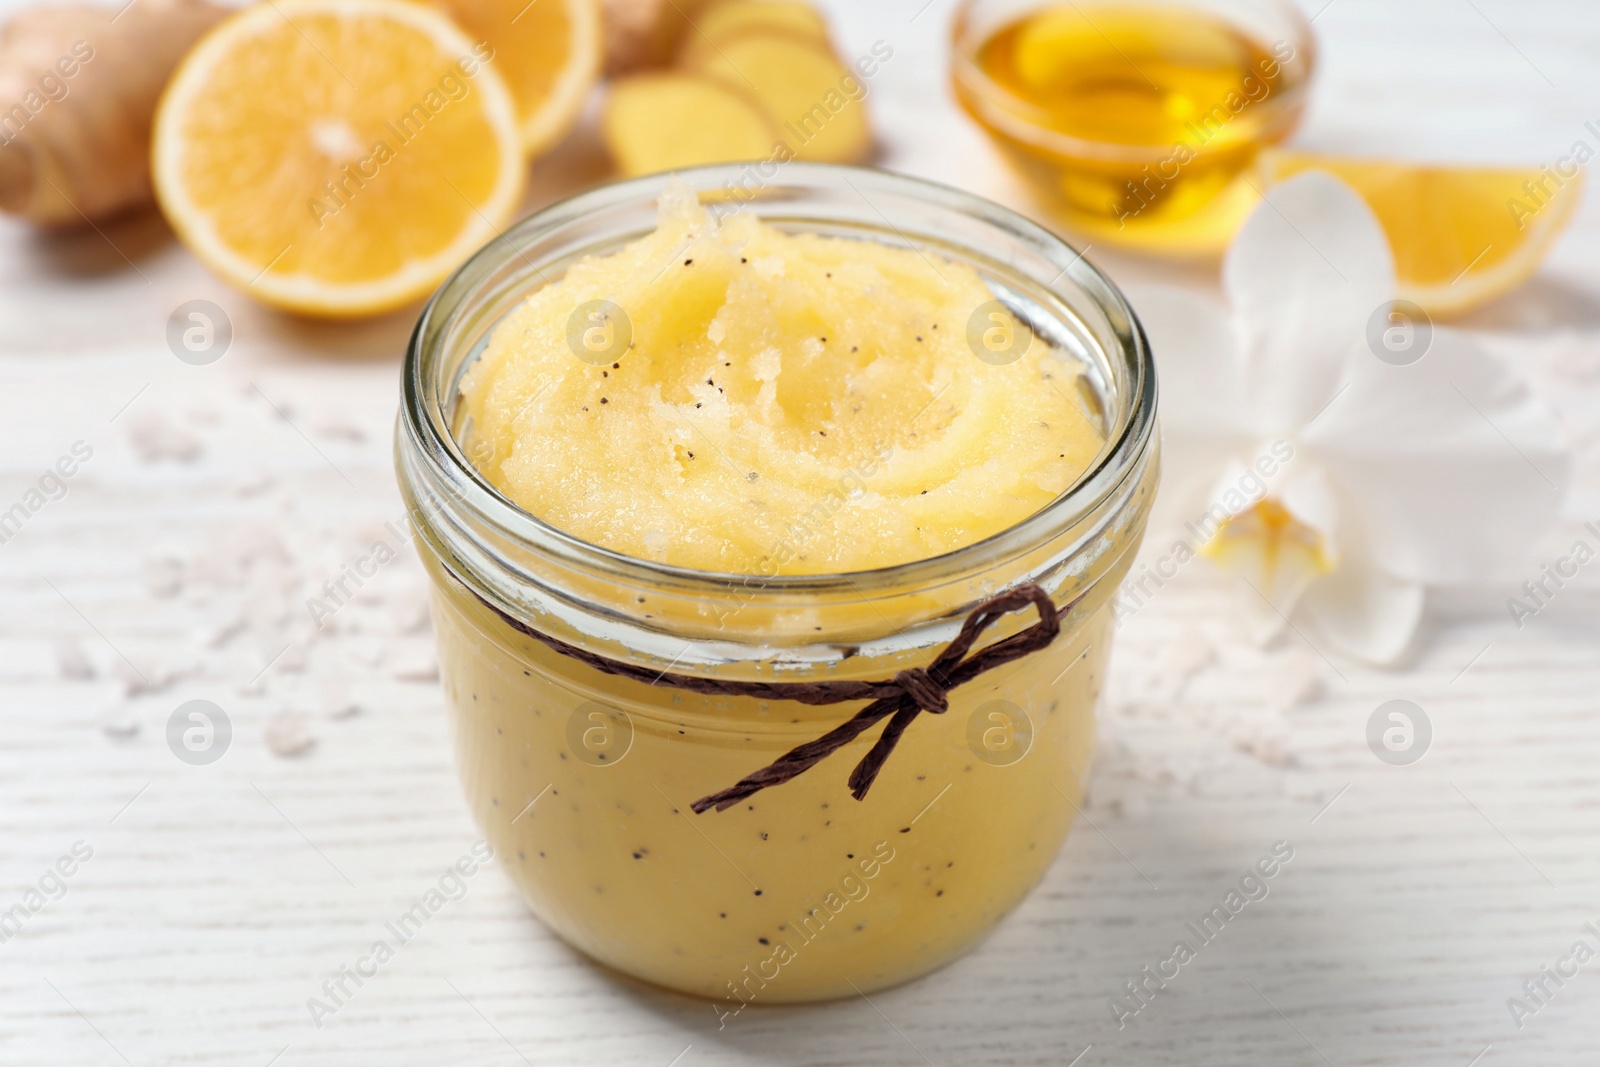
[
  {"left": 398, "top": 166, "right": 1158, "bottom": 1002},
  {"left": 460, "top": 186, "right": 1104, "bottom": 574}
]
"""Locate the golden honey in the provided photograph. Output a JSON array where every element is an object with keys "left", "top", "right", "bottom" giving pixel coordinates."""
[{"left": 953, "top": 1, "right": 1314, "bottom": 253}]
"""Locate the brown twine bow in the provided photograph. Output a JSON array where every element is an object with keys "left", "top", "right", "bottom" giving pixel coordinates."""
[{"left": 477, "top": 582, "right": 1077, "bottom": 813}]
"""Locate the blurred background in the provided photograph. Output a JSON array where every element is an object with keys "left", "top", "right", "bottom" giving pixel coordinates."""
[{"left": 2, "top": 0, "right": 1599, "bottom": 1064}]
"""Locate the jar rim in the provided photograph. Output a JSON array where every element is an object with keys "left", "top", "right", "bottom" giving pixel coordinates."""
[{"left": 399, "top": 163, "right": 1157, "bottom": 606}]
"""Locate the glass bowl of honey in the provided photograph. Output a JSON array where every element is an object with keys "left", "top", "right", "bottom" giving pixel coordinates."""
[{"left": 952, "top": 0, "right": 1317, "bottom": 255}]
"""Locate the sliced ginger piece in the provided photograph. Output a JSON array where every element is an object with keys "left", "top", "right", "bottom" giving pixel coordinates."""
[
  {"left": 603, "top": 72, "right": 778, "bottom": 176},
  {"left": 152, "top": 0, "right": 525, "bottom": 317},
  {"left": 699, "top": 0, "right": 827, "bottom": 43},
  {"left": 677, "top": 0, "right": 828, "bottom": 65},
  {"left": 432, "top": 0, "right": 600, "bottom": 154},
  {"left": 684, "top": 34, "right": 869, "bottom": 163}
]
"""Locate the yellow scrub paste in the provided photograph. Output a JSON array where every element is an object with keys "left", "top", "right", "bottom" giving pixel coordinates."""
[
  {"left": 417, "top": 185, "right": 1141, "bottom": 1003},
  {"left": 458, "top": 186, "right": 1103, "bottom": 574}
]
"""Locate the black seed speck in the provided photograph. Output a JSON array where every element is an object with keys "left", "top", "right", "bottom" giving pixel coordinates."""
[
  {"left": 754, "top": 889, "right": 763, "bottom": 896},
  {"left": 684, "top": 258, "right": 693, "bottom": 265},
  {"left": 758, "top": 937, "right": 769, "bottom": 945}
]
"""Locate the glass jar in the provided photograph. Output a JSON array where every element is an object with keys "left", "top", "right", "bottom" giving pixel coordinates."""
[{"left": 396, "top": 164, "right": 1158, "bottom": 1003}]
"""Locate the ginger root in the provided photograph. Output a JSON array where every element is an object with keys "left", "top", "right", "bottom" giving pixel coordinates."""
[
  {"left": 0, "top": 0, "right": 225, "bottom": 226},
  {"left": 600, "top": 0, "right": 720, "bottom": 74}
]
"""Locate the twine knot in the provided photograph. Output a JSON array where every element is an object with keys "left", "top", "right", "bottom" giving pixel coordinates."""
[{"left": 893, "top": 667, "right": 949, "bottom": 715}]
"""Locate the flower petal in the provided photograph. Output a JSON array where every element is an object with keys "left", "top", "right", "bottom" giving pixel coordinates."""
[
  {"left": 1300, "top": 554, "right": 1425, "bottom": 665},
  {"left": 1223, "top": 171, "right": 1395, "bottom": 431},
  {"left": 1125, "top": 284, "right": 1250, "bottom": 439},
  {"left": 1124, "top": 284, "right": 1257, "bottom": 529},
  {"left": 1304, "top": 328, "right": 1569, "bottom": 584}
]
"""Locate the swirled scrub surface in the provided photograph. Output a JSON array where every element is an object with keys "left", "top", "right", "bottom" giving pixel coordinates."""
[{"left": 459, "top": 186, "right": 1104, "bottom": 574}]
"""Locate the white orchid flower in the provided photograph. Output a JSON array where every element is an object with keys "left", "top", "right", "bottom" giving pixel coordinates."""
[{"left": 1129, "top": 171, "right": 1568, "bottom": 663}]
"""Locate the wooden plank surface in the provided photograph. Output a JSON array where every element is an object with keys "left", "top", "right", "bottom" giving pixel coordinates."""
[{"left": 2, "top": 1, "right": 1599, "bottom": 1064}]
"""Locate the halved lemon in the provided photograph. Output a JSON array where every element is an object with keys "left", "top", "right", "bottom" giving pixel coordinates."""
[
  {"left": 152, "top": 0, "right": 526, "bottom": 318},
  {"left": 434, "top": 0, "right": 600, "bottom": 154},
  {"left": 1262, "top": 150, "right": 1584, "bottom": 317}
]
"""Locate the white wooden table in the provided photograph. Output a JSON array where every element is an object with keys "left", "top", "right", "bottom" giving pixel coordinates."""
[{"left": 3, "top": 2, "right": 1600, "bottom": 1064}]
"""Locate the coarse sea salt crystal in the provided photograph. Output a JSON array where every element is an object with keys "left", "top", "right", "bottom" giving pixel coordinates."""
[
  {"left": 386, "top": 640, "right": 438, "bottom": 682},
  {"left": 101, "top": 697, "right": 140, "bottom": 739},
  {"left": 265, "top": 711, "right": 316, "bottom": 757},
  {"left": 56, "top": 639, "right": 94, "bottom": 680},
  {"left": 126, "top": 410, "right": 202, "bottom": 463},
  {"left": 320, "top": 679, "right": 360, "bottom": 719}
]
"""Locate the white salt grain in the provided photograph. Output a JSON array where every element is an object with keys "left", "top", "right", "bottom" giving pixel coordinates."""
[
  {"left": 56, "top": 640, "right": 94, "bottom": 680},
  {"left": 126, "top": 411, "right": 202, "bottom": 462},
  {"left": 265, "top": 712, "right": 316, "bottom": 757}
]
